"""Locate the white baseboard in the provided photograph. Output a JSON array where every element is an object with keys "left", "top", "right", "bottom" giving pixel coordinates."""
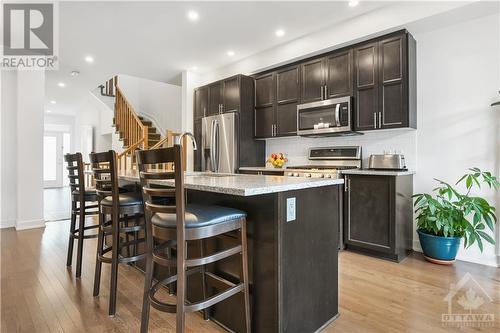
[
  {"left": 15, "top": 219, "right": 45, "bottom": 231},
  {"left": 0, "top": 219, "right": 15, "bottom": 229},
  {"left": 413, "top": 239, "right": 499, "bottom": 267}
]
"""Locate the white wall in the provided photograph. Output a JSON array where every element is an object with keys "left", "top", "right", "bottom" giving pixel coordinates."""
[
  {"left": 118, "top": 74, "right": 182, "bottom": 135},
  {"left": 0, "top": 71, "right": 18, "bottom": 228},
  {"left": 413, "top": 12, "right": 500, "bottom": 267}
]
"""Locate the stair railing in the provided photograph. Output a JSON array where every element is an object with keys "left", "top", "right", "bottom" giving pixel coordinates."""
[{"left": 114, "top": 85, "right": 149, "bottom": 151}]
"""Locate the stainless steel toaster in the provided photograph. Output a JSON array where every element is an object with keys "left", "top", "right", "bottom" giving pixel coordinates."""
[{"left": 368, "top": 154, "right": 406, "bottom": 170}]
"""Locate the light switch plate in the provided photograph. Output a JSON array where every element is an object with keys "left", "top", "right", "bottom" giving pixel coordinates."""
[{"left": 286, "top": 197, "right": 296, "bottom": 222}]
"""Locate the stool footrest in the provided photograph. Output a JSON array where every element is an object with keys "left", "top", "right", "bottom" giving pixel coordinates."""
[{"left": 185, "top": 283, "right": 244, "bottom": 313}]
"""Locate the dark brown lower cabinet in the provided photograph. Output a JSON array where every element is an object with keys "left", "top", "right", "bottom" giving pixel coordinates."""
[{"left": 344, "top": 174, "right": 413, "bottom": 262}]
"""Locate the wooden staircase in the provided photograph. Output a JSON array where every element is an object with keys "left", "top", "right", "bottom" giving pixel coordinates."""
[
  {"left": 105, "top": 76, "right": 185, "bottom": 173},
  {"left": 119, "top": 115, "right": 161, "bottom": 149}
]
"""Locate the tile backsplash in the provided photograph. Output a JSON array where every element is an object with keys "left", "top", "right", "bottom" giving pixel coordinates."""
[{"left": 265, "top": 129, "right": 417, "bottom": 170}]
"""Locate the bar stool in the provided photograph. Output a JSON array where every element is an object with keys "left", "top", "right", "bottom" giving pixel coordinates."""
[
  {"left": 89, "top": 150, "right": 147, "bottom": 316},
  {"left": 65, "top": 153, "right": 100, "bottom": 278},
  {"left": 136, "top": 145, "right": 251, "bottom": 333}
]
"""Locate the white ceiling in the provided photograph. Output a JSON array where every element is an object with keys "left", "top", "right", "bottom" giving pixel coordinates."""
[{"left": 45, "top": 1, "right": 392, "bottom": 115}]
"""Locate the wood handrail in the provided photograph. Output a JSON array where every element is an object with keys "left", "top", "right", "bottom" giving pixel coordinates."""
[{"left": 117, "top": 138, "right": 144, "bottom": 159}]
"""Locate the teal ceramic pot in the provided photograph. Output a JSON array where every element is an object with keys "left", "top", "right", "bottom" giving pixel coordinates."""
[{"left": 417, "top": 229, "right": 461, "bottom": 261}]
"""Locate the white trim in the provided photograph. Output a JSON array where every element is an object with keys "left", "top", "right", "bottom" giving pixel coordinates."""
[
  {"left": 15, "top": 219, "right": 45, "bottom": 231},
  {"left": 0, "top": 219, "right": 15, "bottom": 229}
]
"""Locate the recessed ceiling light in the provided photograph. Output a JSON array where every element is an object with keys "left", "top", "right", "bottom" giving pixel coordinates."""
[
  {"left": 187, "top": 10, "right": 199, "bottom": 21},
  {"left": 191, "top": 66, "right": 198, "bottom": 71},
  {"left": 348, "top": 0, "right": 359, "bottom": 7},
  {"left": 58, "top": 82, "right": 66, "bottom": 87},
  {"left": 227, "top": 50, "right": 235, "bottom": 57},
  {"left": 275, "top": 29, "right": 285, "bottom": 37},
  {"left": 85, "top": 56, "right": 94, "bottom": 63},
  {"left": 71, "top": 70, "right": 80, "bottom": 76},
  {"left": 46, "top": 110, "right": 52, "bottom": 113},
  {"left": 50, "top": 100, "right": 56, "bottom": 104}
]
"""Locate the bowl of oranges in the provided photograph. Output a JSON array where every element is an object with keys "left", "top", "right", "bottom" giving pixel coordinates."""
[{"left": 267, "top": 153, "right": 288, "bottom": 169}]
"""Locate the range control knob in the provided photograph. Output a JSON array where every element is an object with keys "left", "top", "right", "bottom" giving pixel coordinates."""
[
  {"left": 324, "top": 174, "right": 331, "bottom": 178},
  {"left": 305, "top": 173, "right": 311, "bottom": 178}
]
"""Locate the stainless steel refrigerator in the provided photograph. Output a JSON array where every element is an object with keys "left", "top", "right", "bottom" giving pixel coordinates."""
[{"left": 201, "top": 113, "right": 238, "bottom": 173}]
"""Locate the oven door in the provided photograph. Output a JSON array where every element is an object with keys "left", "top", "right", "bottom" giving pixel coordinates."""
[{"left": 297, "top": 96, "right": 352, "bottom": 136}]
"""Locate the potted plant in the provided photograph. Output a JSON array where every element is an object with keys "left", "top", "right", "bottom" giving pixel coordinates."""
[{"left": 413, "top": 168, "right": 499, "bottom": 264}]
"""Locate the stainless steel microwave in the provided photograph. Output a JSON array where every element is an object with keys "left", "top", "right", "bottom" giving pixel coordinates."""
[{"left": 297, "top": 96, "right": 354, "bottom": 136}]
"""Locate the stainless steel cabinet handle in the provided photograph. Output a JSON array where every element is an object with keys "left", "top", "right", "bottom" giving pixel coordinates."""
[
  {"left": 320, "top": 86, "right": 324, "bottom": 100},
  {"left": 373, "top": 113, "right": 377, "bottom": 129},
  {"left": 324, "top": 85, "right": 328, "bottom": 98},
  {"left": 344, "top": 176, "right": 349, "bottom": 192},
  {"left": 378, "top": 112, "right": 382, "bottom": 128},
  {"left": 271, "top": 124, "right": 274, "bottom": 137}
]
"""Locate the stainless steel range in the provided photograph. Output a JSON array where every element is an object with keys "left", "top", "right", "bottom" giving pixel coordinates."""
[{"left": 285, "top": 146, "right": 362, "bottom": 178}]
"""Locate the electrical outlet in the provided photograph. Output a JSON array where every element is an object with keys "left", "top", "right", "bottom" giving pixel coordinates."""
[{"left": 286, "top": 197, "right": 296, "bottom": 222}]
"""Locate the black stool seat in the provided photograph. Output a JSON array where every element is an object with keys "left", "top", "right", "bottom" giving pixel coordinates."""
[
  {"left": 101, "top": 192, "right": 143, "bottom": 207},
  {"left": 152, "top": 204, "right": 246, "bottom": 229},
  {"left": 72, "top": 188, "right": 98, "bottom": 201}
]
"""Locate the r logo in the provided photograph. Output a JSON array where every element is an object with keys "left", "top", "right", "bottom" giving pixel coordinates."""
[{"left": 3, "top": 3, "right": 53, "bottom": 56}]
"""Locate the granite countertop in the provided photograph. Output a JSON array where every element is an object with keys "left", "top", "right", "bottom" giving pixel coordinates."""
[
  {"left": 119, "top": 170, "right": 344, "bottom": 196},
  {"left": 239, "top": 167, "right": 285, "bottom": 172},
  {"left": 341, "top": 169, "right": 416, "bottom": 176}
]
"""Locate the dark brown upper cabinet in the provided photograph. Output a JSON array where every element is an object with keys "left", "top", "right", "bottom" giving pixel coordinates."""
[
  {"left": 353, "top": 32, "right": 416, "bottom": 131},
  {"left": 300, "top": 58, "right": 325, "bottom": 103},
  {"left": 325, "top": 49, "right": 353, "bottom": 99},
  {"left": 353, "top": 42, "right": 379, "bottom": 131},
  {"left": 276, "top": 66, "right": 299, "bottom": 136},
  {"left": 254, "top": 65, "right": 299, "bottom": 138},
  {"left": 203, "top": 76, "right": 243, "bottom": 116},
  {"left": 194, "top": 86, "right": 208, "bottom": 120},
  {"left": 222, "top": 76, "right": 240, "bottom": 113},
  {"left": 207, "top": 81, "right": 222, "bottom": 116},
  {"left": 253, "top": 30, "right": 416, "bottom": 138},
  {"left": 254, "top": 73, "right": 275, "bottom": 138}
]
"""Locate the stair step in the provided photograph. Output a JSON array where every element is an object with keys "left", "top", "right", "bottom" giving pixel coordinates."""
[
  {"left": 141, "top": 120, "right": 152, "bottom": 127},
  {"left": 148, "top": 133, "right": 161, "bottom": 140}
]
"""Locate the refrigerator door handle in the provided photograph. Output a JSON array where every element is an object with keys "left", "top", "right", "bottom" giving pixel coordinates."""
[
  {"left": 210, "top": 119, "right": 216, "bottom": 172},
  {"left": 214, "top": 120, "right": 220, "bottom": 172}
]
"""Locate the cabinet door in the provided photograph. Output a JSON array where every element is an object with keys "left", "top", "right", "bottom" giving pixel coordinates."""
[
  {"left": 254, "top": 73, "right": 275, "bottom": 138},
  {"left": 193, "top": 119, "right": 202, "bottom": 171},
  {"left": 345, "top": 175, "right": 394, "bottom": 253},
  {"left": 325, "top": 49, "right": 352, "bottom": 99},
  {"left": 354, "top": 43, "right": 379, "bottom": 131},
  {"left": 194, "top": 87, "right": 208, "bottom": 120},
  {"left": 300, "top": 58, "right": 325, "bottom": 103},
  {"left": 223, "top": 76, "right": 240, "bottom": 113},
  {"left": 276, "top": 66, "right": 299, "bottom": 136},
  {"left": 379, "top": 35, "right": 407, "bottom": 128},
  {"left": 208, "top": 81, "right": 223, "bottom": 115}
]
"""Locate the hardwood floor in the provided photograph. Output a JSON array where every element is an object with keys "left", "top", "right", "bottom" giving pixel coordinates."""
[{"left": 1, "top": 220, "right": 499, "bottom": 332}]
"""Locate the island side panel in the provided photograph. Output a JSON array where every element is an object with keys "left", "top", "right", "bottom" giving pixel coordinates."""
[
  {"left": 187, "top": 190, "right": 280, "bottom": 333},
  {"left": 278, "top": 185, "right": 340, "bottom": 333}
]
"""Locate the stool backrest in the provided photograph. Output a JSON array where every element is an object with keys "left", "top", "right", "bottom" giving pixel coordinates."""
[
  {"left": 64, "top": 152, "right": 85, "bottom": 197},
  {"left": 135, "top": 145, "right": 185, "bottom": 233},
  {"left": 89, "top": 151, "right": 120, "bottom": 204}
]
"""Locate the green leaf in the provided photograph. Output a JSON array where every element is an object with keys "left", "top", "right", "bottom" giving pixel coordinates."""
[
  {"left": 477, "top": 231, "right": 495, "bottom": 245},
  {"left": 484, "top": 213, "right": 494, "bottom": 231},
  {"left": 466, "top": 175, "right": 472, "bottom": 189},
  {"left": 475, "top": 232, "right": 484, "bottom": 252}
]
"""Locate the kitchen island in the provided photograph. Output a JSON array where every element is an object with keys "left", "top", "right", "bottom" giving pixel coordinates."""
[{"left": 120, "top": 171, "right": 343, "bottom": 333}]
